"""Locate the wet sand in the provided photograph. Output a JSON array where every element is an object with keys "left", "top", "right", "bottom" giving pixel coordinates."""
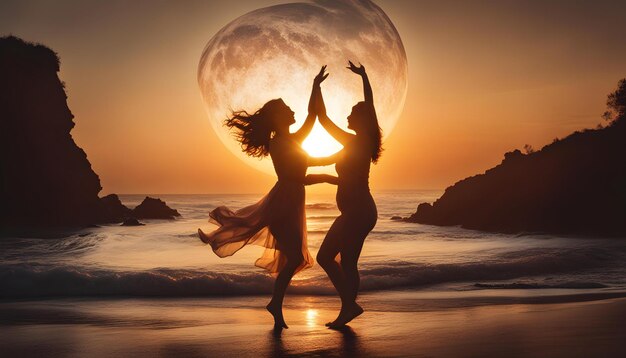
[{"left": 1, "top": 294, "right": 625, "bottom": 357}]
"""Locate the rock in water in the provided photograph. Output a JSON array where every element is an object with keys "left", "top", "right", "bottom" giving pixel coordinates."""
[
  {"left": 132, "top": 197, "right": 181, "bottom": 219},
  {"left": 100, "top": 194, "right": 133, "bottom": 222},
  {"left": 407, "top": 203, "right": 434, "bottom": 223},
  {"left": 0, "top": 36, "right": 104, "bottom": 228},
  {"left": 121, "top": 218, "right": 144, "bottom": 226}
]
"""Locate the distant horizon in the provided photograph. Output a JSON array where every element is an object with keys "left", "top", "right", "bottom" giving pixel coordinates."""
[{"left": 103, "top": 188, "right": 445, "bottom": 196}]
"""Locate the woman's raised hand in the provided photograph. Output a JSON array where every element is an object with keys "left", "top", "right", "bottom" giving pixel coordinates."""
[
  {"left": 347, "top": 60, "right": 366, "bottom": 76},
  {"left": 310, "top": 65, "right": 328, "bottom": 116},
  {"left": 314, "top": 65, "right": 329, "bottom": 86}
]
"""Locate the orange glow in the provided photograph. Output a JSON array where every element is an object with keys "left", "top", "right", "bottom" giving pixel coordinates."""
[
  {"left": 4, "top": 1, "right": 625, "bottom": 194},
  {"left": 301, "top": 122, "right": 343, "bottom": 157}
]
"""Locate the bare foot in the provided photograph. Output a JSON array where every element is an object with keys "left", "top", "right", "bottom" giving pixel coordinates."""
[
  {"left": 198, "top": 228, "right": 210, "bottom": 244},
  {"left": 266, "top": 302, "right": 289, "bottom": 329},
  {"left": 327, "top": 303, "right": 363, "bottom": 328}
]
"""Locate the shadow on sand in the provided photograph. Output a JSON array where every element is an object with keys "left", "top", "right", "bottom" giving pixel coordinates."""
[{"left": 269, "top": 325, "right": 365, "bottom": 357}]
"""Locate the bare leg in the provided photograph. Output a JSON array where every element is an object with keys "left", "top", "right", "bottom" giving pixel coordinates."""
[
  {"left": 267, "top": 256, "right": 301, "bottom": 329},
  {"left": 266, "top": 225, "right": 304, "bottom": 329},
  {"left": 328, "top": 232, "right": 367, "bottom": 328},
  {"left": 341, "top": 247, "right": 363, "bottom": 304},
  {"left": 317, "top": 216, "right": 348, "bottom": 319}
]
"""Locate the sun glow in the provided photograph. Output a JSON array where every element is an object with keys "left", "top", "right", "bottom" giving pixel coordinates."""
[
  {"left": 302, "top": 122, "right": 343, "bottom": 157},
  {"left": 301, "top": 91, "right": 354, "bottom": 158}
]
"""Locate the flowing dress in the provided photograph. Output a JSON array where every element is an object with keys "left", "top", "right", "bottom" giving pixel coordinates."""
[{"left": 198, "top": 136, "right": 314, "bottom": 274}]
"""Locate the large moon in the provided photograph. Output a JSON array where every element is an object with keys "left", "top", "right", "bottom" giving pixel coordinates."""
[{"left": 198, "top": 0, "right": 407, "bottom": 175}]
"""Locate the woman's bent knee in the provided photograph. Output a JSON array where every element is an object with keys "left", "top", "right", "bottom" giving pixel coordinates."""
[
  {"left": 340, "top": 257, "right": 358, "bottom": 272},
  {"left": 316, "top": 251, "right": 335, "bottom": 268}
]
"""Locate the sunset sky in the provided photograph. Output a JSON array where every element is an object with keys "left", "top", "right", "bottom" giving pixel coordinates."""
[{"left": 2, "top": 0, "right": 626, "bottom": 194}]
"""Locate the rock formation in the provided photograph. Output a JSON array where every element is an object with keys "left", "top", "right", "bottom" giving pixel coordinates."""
[
  {"left": 121, "top": 218, "right": 144, "bottom": 226},
  {"left": 100, "top": 194, "right": 133, "bottom": 222},
  {"left": 407, "top": 79, "right": 626, "bottom": 236},
  {"left": 0, "top": 36, "right": 180, "bottom": 231},
  {"left": 0, "top": 36, "right": 104, "bottom": 228},
  {"left": 101, "top": 194, "right": 182, "bottom": 221},
  {"left": 132, "top": 197, "right": 181, "bottom": 220}
]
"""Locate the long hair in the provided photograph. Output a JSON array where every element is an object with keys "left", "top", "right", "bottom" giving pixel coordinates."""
[
  {"left": 354, "top": 101, "right": 383, "bottom": 163},
  {"left": 224, "top": 99, "right": 282, "bottom": 158}
]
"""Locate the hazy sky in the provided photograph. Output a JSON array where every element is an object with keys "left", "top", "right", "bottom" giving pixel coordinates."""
[{"left": 2, "top": 0, "right": 626, "bottom": 194}]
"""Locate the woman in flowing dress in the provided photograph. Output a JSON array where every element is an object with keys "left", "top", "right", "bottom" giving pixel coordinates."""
[
  {"left": 306, "top": 61, "right": 382, "bottom": 328},
  {"left": 198, "top": 66, "right": 330, "bottom": 330}
]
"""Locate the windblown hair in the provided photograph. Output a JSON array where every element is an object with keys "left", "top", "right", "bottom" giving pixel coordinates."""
[
  {"left": 355, "top": 101, "right": 383, "bottom": 163},
  {"left": 224, "top": 100, "right": 282, "bottom": 158}
]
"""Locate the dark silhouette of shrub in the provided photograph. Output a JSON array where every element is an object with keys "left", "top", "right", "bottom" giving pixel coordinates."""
[{"left": 603, "top": 78, "right": 626, "bottom": 124}]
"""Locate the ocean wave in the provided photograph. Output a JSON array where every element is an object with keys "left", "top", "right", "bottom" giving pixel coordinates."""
[
  {"left": 0, "top": 234, "right": 104, "bottom": 262},
  {"left": 306, "top": 215, "right": 339, "bottom": 220},
  {"left": 1, "top": 246, "right": 622, "bottom": 298},
  {"left": 369, "top": 229, "right": 425, "bottom": 236},
  {"left": 48, "top": 234, "right": 104, "bottom": 252},
  {"left": 472, "top": 282, "right": 608, "bottom": 289},
  {"left": 0, "top": 265, "right": 276, "bottom": 298},
  {"left": 305, "top": 203, "right": 337, "bottom": 210},
  {"left": 353, "top": 247, "right": 622, "bottom": 291}
]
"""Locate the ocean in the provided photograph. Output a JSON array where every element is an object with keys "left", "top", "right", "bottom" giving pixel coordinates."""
[
  {"left": 2, "top": 190, "right": 625, "bottom": 300},
  {"left": 3, "top": 191, "right": 626, "bottom": 356}
]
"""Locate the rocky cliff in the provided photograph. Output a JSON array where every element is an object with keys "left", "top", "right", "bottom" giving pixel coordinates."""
[
  {"left": 0, "top": 36, "right": 179, "bottom": 230},
  {"left": 408, "top": 80, "right": 626, "bottom": 236},
  {"left": 0, "top": 36, "right": 105, "bottom": 228}
]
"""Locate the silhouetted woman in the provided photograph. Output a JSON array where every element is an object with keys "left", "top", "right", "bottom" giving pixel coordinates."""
[
  {"left": 198, "top": 67, "right": 329, "bottom": 330},
  {"left": 307, "top": 61, "right": 382, "bottom": 328}
]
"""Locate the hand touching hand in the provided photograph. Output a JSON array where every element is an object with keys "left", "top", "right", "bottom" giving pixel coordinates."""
[{"left": 315, "top": 92, "right": 327, "bottom": 117}]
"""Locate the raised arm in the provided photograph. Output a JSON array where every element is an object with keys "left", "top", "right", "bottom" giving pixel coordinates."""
[
  {"left": 347, "top": 60, "right": 373, "bottom": 106},
  {"left": 292, "top": 66, "right": 328, "bottom": 143},
  {"left": 316, "top": 85, "right": 355, "bottom": 145}
]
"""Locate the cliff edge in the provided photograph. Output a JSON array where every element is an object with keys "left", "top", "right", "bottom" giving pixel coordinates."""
[
  {"left": 0, "top": 36, "right": 105, "bottom": 227},
  {"left": 0, "top": 36, "right": 179, "bottom": 230},
  {"left": 408, "top": 79, "right": 626, "bottom": 236}
]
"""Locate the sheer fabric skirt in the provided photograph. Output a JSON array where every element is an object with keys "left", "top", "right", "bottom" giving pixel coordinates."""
[{"left": 199, "top": 181, "right": 314, "bottom": 274}]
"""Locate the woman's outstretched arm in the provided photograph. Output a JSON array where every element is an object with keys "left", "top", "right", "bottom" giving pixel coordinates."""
[
  {"left": 347, "top": 60, "right": 373, "bottom": 106},
  {"left": 307, "top": 149, "right": 343, "bottom": 167},
  {"left": 304, "top": 174, "right": 339, "bottom": 186},
  {"left": 292, "top": 66, "right": 328, "bottom": 143},
  {"left": 316, "top": 85, "right": 355, "bottom": 145}
]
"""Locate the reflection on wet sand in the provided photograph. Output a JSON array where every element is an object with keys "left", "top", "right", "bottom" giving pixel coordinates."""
[
  {"left": 270, "top": 324, "right": 364, "bottom": 357},
  {"left": 1, "top": 296, "right": 625, "bottom": 357}
]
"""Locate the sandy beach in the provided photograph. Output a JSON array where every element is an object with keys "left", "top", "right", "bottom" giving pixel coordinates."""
[{"left": 2, "top": 292, "right": 625, "bottom": 357}]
